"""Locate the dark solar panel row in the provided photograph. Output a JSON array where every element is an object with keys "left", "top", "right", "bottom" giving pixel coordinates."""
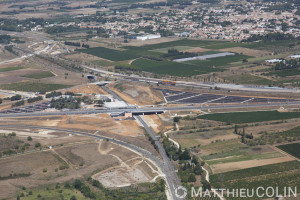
[
  {"left": 0, "top": 101, "right": 50, "bottom": 114},
  {"left": 166, "top": 93, "right": 196, "bottom": 102},
  {"left": 213, "top": 96, "right": 251, "bottom": 103},
  {"left": 154, "top": 88, "right": 185, "bottom": 96},
  {"left": 176, "top": 94, "right": 223, "bottom": 104},
  {"left": 154, "top": 88, "right": 298, "bottom": 105}
]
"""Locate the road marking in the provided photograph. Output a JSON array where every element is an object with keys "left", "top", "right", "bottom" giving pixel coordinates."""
[
  {"left": 168, "top": 94, "right": 203, "bottom": 103},
  {"left": 165, "top": 92, "right": 186, "bottom": 98},
  {"left": 203, "top": 96, "right": 227, "bottom": 104},
  {"left": 241, "top": 98, "right": 254, "bottom": 103}
]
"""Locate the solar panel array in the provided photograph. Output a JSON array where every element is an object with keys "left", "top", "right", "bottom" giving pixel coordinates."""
[
  {"left": 155, "top": 88, "right": 293, "bottom": 104},
  {"left": 0, "top": 102, "right": 50, "bottom": 114}
]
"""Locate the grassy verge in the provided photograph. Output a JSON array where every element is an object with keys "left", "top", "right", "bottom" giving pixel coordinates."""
[
  {"left": 206, "top": 151, "right": 283, "bottom": 165},
  {"left": 0, "top": 66, "right": 23, "bottom": 72},
  {"left": 0, "top": 82, "right": 71, "bottom": 93},
  {"left": 22, "top": 71, "right": 55, "bottom": 79},
  {"left": 224, "top": 74, "right": 273, "bottom": 85},
  {"left": 211, "top": 161, "right": 300, "bottom": 199},
  {"left": 198, "top": 111, "right": 300, "bottom": 124}
]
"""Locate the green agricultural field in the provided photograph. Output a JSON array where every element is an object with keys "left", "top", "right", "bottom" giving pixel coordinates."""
[
  {"left": 185, "top": 54, "right": 252, "bottom": 68},
  {"left": 77, "top": 46, "right": 161, "bottom": 61},
  {"left": 206, "top": 151, "right": 284, "bottom": 165},
  {"left": 266, "top": 69, "right": 300, "bottom": 77},
  {"left": 139, "top": 39, "right": 229, "bottom": 50},
  {"left": 22, "top": 71, "right": 55, "bottom": 79},
  {"left": 204, "top": 42, "right": 247, "bottom": 50},
  {"left": 77, "top": 46, "right": 139, "bottom": 61},
  {"left": 77, "top": 39, "right": 234, "bottom": 62},
  {"left": 211, "top": 160, "right": 300, "bottom": 181},
  {"left": 131, "top": 58, "right": 222, "bottom": 76},
  {"left": 277, "top": 143, "right": 300, "bottom": 159},
  {"left": 150, "top": 46, "right": 194, "bottom": 53},
  {"left": 91, "top": 60, "right": 114, "bottom": 67},
  {"left": 200, "top": 139, "right": 249, "bottom": 160},
  {"left": 0, "top": 66, "right": 23, "bottom": 72},
  {"left": 0, "top": 82, "right": 71, "bottom": 93},
  {"left": 254, "top": 126, "right": 300, "bottom": 145},
  {"left": 224, "top": 74, "right": 273, "bottom": 85},
  {"left": 211, "top": 161, "right": 300, "bottom": 200},
  {"left": 198, "top": 111, "right": 300, "bottom": 124}
]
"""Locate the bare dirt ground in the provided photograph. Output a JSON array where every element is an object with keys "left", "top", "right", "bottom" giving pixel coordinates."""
[
  {"left": 174, "top": 131, "right": 239, "bottom": 147},
  {"left": 0, "top": 141, "right": 119, "bottom": 199},
  {"left": 219, "top": 47, "right": 271, "bottom": 57},
  {"left": 211, "top": 156, "right": 294, "bottom": 174},
  {"left": 125, "top": 37, "right": 178, "bottom": 47},
  {"left": 0, "top": 47, "right": 17, "bottom": 61},
  {"left": 1, "top": 114, "right": 145, "bottom": 137},
  {"left": 144, "top": 115, "right": 172, "bottom": 133},
  {"left": 64, "top": 53, "right": 113, "bottom": 65},
  {"left": 245, "top": 121, "right": 300, "bottom": 137},
  {"left": 92, "top": 141, "right": 158, "bottom": 188},
  {"left": 0, "top": 151, "right": 67, "bottom": 199},
  {"left": 0, "top": 55, "right": 87, "bottom": 86},
  {"left": 65, "top": 84, "right": 108, "bottom": 95},
  {"left": 0, "top": 104, "right": 11, "bottom": 111},
  {"left": 0, "top": 128, "right": 92, "bottom": 147},
  {"left": 0, "top": 0, "right": 99, "bottom": 20},
  {"left": 184, "top": 47, "right": 209, "bottom": 53},
  {"left": 0, "top": 68, "right": 46, "bottom": 84},
  {"left": 108, "top": 83, "right": 164, "bottom": 105}
]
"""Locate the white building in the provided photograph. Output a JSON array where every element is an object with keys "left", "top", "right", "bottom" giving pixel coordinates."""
[
  {"left": 265, "top": 59, "right": 284, "bottom": 63},
  {"left": 104, "top": 100, "right": 128, "bottom": 108},
  {"left": 290, "top": 55, "right": 300, "bottom": 59},
  {"left": 136, "top": 34, "right": 161, "bottom": 40}
]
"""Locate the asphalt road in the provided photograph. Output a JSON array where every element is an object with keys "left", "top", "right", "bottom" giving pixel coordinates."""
[
  {"left": 136, "top": 115, "right": 182, "bottom": 200},
  {"left": 0, "top": 101, "right": 300, "bottom": 118}
]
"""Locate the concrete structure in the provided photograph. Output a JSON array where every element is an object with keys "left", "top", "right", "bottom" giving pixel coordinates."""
[
  {"left": 265, "top": 59, "right": 284, "bottom": 63},
  {"left": 290, "top": 55, "right": 300, "bottom": 59},
  {"left": 174, "top": 52, "right": 235, "bottom": 62},
  {"left": 136, "top": 34, "right": 161, "bottom": 40},
  {"left": 125, "top": 112, "right": 133, "bottom": 118},
  {"left": 104, "top": 100, "right": 128, "bottom": 108}
]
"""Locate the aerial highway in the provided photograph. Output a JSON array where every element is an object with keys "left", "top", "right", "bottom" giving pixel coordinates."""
[
  {"left": 1, "top": 101, "right": 300, "bottom": 118},
  {"left": 81, "top": 65, "right": 300, "bottom": 94},
  {"left": 136, "top": 115, "right": 182, "bottom": 200}
]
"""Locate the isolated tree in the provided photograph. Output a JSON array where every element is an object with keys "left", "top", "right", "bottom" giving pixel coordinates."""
[
  {"left": 35, "top": 143, "right": 41, "bottom": 148},
  {"left": 202, "top": 180, "right": 211, "bottom": 191},
  {"left": 70, "top": 196, "right": 77, "bottom": 200},
  {"left": 188, "top": 174, "right": 196, "bottom": 182},
  {"left": 194, "top": 164, "right": 203, "bottom": 175},
  {"left": 191, "top": 156, "right": 198, "bottom": 165},
  {"left": 173, "top": 117, "right": 180, "bottom": 123}
]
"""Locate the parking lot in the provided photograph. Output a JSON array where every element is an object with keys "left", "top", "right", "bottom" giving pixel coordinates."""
[
  {"left": 155, "top": 88, "right": 296, "bottom": 104},
  {"left": 0, "top": 101, "right": 50, "bottom": 114}
]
